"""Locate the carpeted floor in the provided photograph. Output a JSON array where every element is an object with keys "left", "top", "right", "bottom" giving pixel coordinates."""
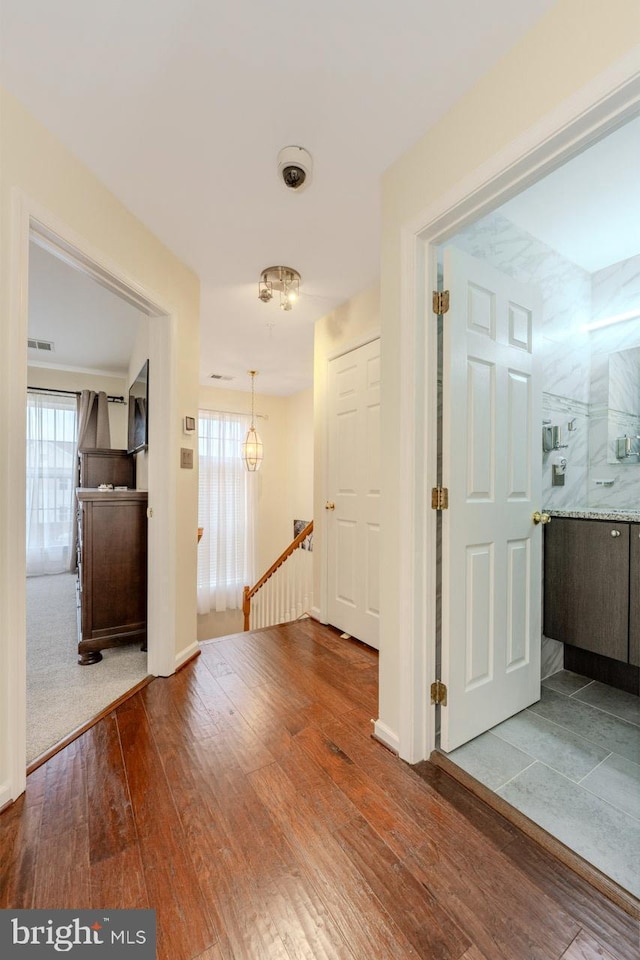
[{"left": 26, "top": 572, "right": 148, "bottom": 763}]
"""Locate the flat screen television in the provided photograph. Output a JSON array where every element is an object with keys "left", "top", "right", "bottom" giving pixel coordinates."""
[{"left": 127, "top": 360, "right": 149, "bottom": 454}]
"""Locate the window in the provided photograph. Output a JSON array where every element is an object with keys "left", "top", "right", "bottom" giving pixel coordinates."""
[
  {"left": 197, "top": 410, "right": 256, "bottom": 614},
  {"left": 26, "top": 391, "right": 77, "bottom": 576}
]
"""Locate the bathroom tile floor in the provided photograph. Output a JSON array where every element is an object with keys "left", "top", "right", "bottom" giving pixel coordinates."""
[{"left": 445, "top": 670, "right": 640, "bottom": 898}]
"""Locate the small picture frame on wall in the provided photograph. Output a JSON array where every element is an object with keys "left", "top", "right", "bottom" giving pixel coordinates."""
[{"left": 293, "top": 519, "right": 313, "bottom": 551}]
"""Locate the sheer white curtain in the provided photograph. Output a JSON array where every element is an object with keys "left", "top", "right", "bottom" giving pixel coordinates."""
[
  {"left": 26, "top": 392, "right": 78, "bottom": 576},
  {"left": 197, "top": 410, "right": 257, "bottom": 614}
]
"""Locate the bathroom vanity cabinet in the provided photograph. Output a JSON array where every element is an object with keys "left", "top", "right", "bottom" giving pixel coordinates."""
[
  {"left": 630, "top": 530, "right": 640, "bottom": 668},
  {"left": 544, "top": 516, "right": 640, "bottom": 687}
]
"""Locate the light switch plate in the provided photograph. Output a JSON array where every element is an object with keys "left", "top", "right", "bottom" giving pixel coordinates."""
[{"left": 180, "top": 447, "right": 194, "bottom": 469}]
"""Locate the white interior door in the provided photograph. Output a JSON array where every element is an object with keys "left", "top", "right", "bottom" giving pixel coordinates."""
[
  {"left": 441, "top": 246, "right": 542, "bottom": 751},
  {"left": 327, "top": 339, "right": 380, "bottom": 649}
]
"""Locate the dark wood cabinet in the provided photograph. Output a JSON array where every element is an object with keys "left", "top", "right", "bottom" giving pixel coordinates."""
[
  {"left": 76, "top": 489, "right": 147, "bottom": 665},
  {"left": 630, "top": 523, "right": 640, "bottom": 668},
  {"left": 79, "top": 448, "right": 135, "bottom": 489},
  {"left": 544, "top": 517, "right": 629, "bottom": 662}
]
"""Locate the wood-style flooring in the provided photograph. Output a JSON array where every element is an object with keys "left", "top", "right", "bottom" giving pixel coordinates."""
[{"left": 1, "top": 621, "right": 638, "bottom": 959}]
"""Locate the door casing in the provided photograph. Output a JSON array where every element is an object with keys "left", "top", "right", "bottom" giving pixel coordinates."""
[{"left": 4, "top": 192, "right": 179, "bottom": 804}]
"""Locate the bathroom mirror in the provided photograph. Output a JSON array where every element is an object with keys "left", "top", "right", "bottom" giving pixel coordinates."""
[{"left": 607, "top": 345, "right": 640, "bottom": 464}]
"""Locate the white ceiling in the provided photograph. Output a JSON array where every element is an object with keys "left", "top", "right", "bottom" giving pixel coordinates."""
[
  {"left": 499, "top": 115, "right": 640, "bottom": 272},
  {"left": 2, "top": 0, "right": 559, "bottom": 394},
  {"left": 27, "top": 241, "right": 143, "bottom": 377}
]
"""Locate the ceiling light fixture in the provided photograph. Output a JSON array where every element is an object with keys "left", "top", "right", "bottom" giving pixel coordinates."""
[
  {"left": 242, "top": 370, "right": 263, "bottom": 472},
  {"left": 258, "top": 266, "right": 301, "bottom": 312}
]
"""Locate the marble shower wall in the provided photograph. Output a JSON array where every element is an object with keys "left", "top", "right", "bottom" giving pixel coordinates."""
[
  {"left": 451, "top": 212, "right": 591, "bottom": 509},
  {"left": 587, "top": 255, "right": 640, "bottom": 508}
]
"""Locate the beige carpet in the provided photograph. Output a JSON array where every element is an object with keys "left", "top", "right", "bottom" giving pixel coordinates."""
[{"left": 26, "top": 573, "right": 148, "bottom": 763}]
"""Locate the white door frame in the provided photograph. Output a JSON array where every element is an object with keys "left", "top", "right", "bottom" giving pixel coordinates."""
[
  {"left": 393, "top": 55, "right": 640, "bottom": 764},
  {"left": 4, "top": 190, "right": 178, "bottom": 803}
]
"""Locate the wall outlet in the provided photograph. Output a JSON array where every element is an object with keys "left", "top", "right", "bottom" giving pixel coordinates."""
[{"left": 180, "top": 447, "right": 194, "bottom": 469}]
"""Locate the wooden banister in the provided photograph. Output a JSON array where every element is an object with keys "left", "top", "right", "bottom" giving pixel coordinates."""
[{"left": 243, "top": 520, "right": 313, "bottom": 630}]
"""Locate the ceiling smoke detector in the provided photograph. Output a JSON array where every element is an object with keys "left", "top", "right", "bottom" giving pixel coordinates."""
[{"left": 277, "top": 146, "right": 312, "bottom": 192}]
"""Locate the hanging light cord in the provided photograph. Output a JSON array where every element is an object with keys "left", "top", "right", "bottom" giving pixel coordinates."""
[{"left": 249, "top": 370, "right": 257, "bottom": 427}]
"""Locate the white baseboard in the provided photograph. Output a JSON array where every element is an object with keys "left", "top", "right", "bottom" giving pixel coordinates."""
[
  {"left": 0, "top": 780, "right": 15, "bottom": 811},
  {"left": 372, "top": 719, "right": 400, "bottom": 755},
  {"left": 310, "top": 606, "right": 327, "bottom": 624},
  {"left": 174, "top": 640, "right": 199, "bottom": 671}
]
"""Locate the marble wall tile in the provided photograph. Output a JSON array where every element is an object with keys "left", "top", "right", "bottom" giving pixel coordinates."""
[
  {"left": 542, "top": 395, "right": 589, "bottom": 509},
  {"left": 588, "top": 259, "right": 640, "bottom": 506},
  {"left": 609, "top": 346, "right": 640, "bottom": 415},
  {"left": 591, "top": 253, "right": 640, "bottom": 322}
]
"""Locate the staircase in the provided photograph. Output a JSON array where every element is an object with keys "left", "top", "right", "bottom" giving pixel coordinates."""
[{"left": 243, "top": 521, "right": 313, "bottom": 630}]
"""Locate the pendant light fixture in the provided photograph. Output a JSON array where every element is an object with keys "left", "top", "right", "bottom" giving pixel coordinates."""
[{"left": 242, "top": 370, "right": 263, "bottom": 471}]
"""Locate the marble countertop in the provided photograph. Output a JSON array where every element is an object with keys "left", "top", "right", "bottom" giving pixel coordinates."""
[{"left": 546, "top": 508, "right": 640, "bottom": 521}]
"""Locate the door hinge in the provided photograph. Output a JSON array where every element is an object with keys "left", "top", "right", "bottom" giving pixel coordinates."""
[
  {"left": 431, "top": 486, "right": 449, "bottom": 510},
  {"left": 432, "top": 290, "right": 450, "bottom": 315},
  {"left": 430, "top": 680, "right": 448, "bottom": 706}
]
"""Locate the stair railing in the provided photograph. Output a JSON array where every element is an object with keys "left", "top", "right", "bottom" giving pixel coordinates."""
[{"left": 243, "top": 521, "right": 313, "bottom": 630}]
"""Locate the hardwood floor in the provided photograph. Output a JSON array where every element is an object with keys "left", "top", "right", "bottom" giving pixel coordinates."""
[{"left": 1, "top": 621, "right": 638, "bottom": 959}]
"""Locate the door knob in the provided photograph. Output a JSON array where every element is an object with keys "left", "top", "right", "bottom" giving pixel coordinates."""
[
  {"left": 532, "top": 511, "right": 551, "bottom": 525},
  {"left": 611, "top": 529, "right": 621, "bottom": 537},
  {"left": 325, "top": 501, "right": 335, "bottom": 511}
]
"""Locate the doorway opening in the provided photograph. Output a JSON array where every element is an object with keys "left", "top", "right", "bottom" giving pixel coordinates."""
[
  {"left": 433, "top": 112, "right": 640, "bottom": 899},
  {"left": 5, "top": 202, "right": 179, "bottom": 802},
  {"left": 26, "top": 237, "right": 150, "bottom": 765}
]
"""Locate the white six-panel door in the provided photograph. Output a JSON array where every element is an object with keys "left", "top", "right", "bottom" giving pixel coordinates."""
[
  {"left": 441, "top": 247, "right": 542, "bottom": 751},
  {"left": 326, "top": 339, "right": 381, "bottom": 649}
]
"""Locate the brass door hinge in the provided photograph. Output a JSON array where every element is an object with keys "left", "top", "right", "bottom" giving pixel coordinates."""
[
  {"left": 430, "top": 680, "right": 448, "bottom": 706},
  {"left": 431, "top": 486, "right": 449, "bottom": 510},
  {"left": 432, "top": 290, "right": 450, "bottom": 315}
]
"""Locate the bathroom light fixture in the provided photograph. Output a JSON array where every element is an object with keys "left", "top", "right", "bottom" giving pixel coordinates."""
[
  {"left": 258, "top": 266, "right": 301, "bottom": 312},
  {"left": 242, "top": 370, "right": 263, "bottom": 472},
  {"left": 582, "top": 308, "right": 640, "bottom": 332}
]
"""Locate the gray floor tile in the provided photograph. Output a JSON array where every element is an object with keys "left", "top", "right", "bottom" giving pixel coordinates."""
[
  {"left": 542, "top": 670, "right": 593, "bottom": 696},
  {"left": 497, "top": 761, "right": 640, "bottom": 897},
  {"left": 528, "top": 687, "right": 640, "bottom": 764},
  {"left": 491, "top": 709, "right": 609, "bottom": 782},
  {"left": 573, "top": 681, "right": 640, "bottom": 727},
  {"left": 445, "top": 732, "right": 534, "bottom": 790},
  {"left": 581, "top": 753, "right": 640, "bottom": 822}
]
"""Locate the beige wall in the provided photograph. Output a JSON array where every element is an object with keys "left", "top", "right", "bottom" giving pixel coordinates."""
[
  {"left": 197, "top": 384, "right": 313, "bottom": 641},
  {"left": 378, "top": 0, "right": 640, "bottom": 747},
  {"left": 285, "top": 386, "right": 314, "bottom": 522},
  {"left": 0, "top": 87, "right": 200, "bottom": 800},
  {"left": 312, "top": 284, "right": 380, "bottom": 619},
  {"left": 27, "top": 366, "right": 129, "bottom": 449}
]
